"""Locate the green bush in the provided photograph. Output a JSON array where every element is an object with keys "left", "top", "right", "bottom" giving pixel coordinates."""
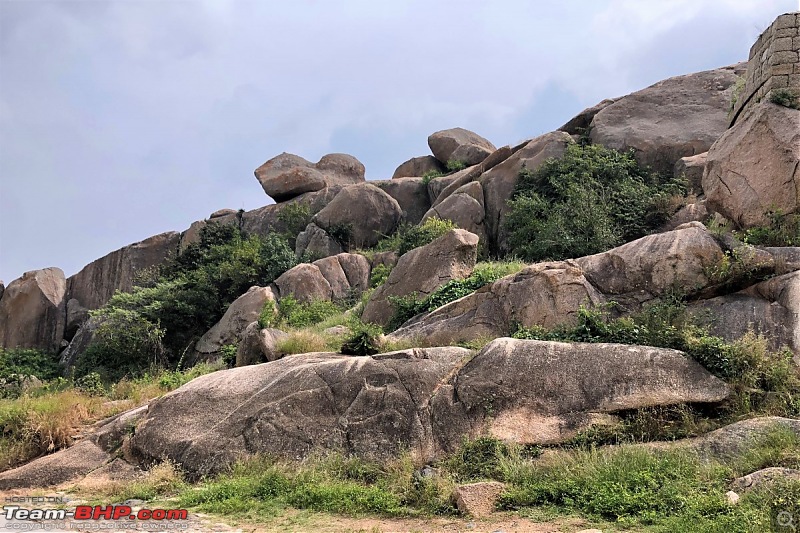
[
  {"left": 83, "top": 224, "right": 297, "bottom": 375},
  {"left": 769, "top": 88, "right": 800, "bottom": 110},
  {"left": 421, "top": 170, "right": 445, "bottom": 185},
  {"left": 739, "top": 211, "right": 800, "bottom": 246},
  {"left": 375, "top": 217, "right": 457, "bottom": 256},
  {"left": 76, "top": 308, "right": 166, "bottom": 381},
  {"left": 0, "top": 348, "right": 59, "bottom": 382},
  {"left": 276, "top": 201, "right": 312, "bottom": 244},
  {"left": 505, "top": 143, "right": 684, "bottom": 261},
  {"left": 340, "top": 320, "right": 383, "bottom": 356},
  {"left": 369, "top": 264, "right": 392, "bottom": 288},
  {"left": 272, "top": 296, "right": 343, "bottom": 329},
  {"left": 445, "top": 159, "right": 467, "bottom": 172},
  {"left": 387, "top": 261, "right": 523, "bottom": 331}
]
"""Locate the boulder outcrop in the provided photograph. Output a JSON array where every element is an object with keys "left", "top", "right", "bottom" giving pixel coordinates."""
[
  {"left": 391, "top": 155, "right": 444, "bottom": 179},
  {"left": 0, "top": 267, "right": 66, "bottom": 352},
  {"left": 479, "top": 132, "right": 573, "bottom": 254},
  {"left": 295, "top": 223, "right": 344, "bottom": 258},
  {"left": 67, "top": 231, "right": 181, "bottom": 311},
  {"left": 428, "top": 128, "right": 496, "bottom": 166},
  {"left": 703, "top": 102, "right": 800, "bottom": 228},
  {"left": 362, "top": 229, "right": 479, "bottom": 326},
  {"left": 422, "top": 181, "right": 486, "bottom": 244},
  {"left": 235, "top": 323, "right": 288, "bottom": 366},
  {"left": 254, "top": 152, "right": 365, "bottom": 203},
  {"left": 431, "top": 338, "right": 729, "bottom": 450},
  {"left": 313, "top": 184, "right": 403, "bottom": 248},
  {"left": 673, "top": 152, "right": 708, "bottom": 194},
  {"left": 589, "top": 64, "right": 746, "bottom": 176},
  {"left": 373, "top": 178, "right": 431, "bottom": 225},
  {"left": 194, "top": 286, "right": 278, "bottom": 357}
]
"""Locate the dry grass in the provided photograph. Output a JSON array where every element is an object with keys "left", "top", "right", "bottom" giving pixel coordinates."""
[{"left": 276, "top": 330, "right": 340, "bottom": 355}]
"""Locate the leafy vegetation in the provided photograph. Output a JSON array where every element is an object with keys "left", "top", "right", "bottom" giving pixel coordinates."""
[
  {"left": 513, "top": 301, "right": 800, "bottom": 425},
  {"left": 445, "top": 159, "right": 467, "bottom": 172},
  {"left": 388, "top": 261, "right": 524, "bottom": 331},
  {"left": 769, "top": 87, "right": 800, "bottom": 110},
  {"left": 265, "top": 296, "right": 344, "bottom": 329},
  {"left": 374, "top": 217, "right": 457, "bottom": 256},
  {"left": 78, "top": 223, "right": 297, "bottom": 379},
  {"left": 504, "top": 143, "right": 684, "bottom": 261},
  {"left": 340, "top": 319, "right": 383, "bottom": 356},
  {"left": 738, "top": 210, "right": 800, "bottom": 247},
  {"left": 276, "top": 201, "right": 312, "bottom": 245},
  {"left": 0, "top": 348, "right": 59, "bottom": 384}
]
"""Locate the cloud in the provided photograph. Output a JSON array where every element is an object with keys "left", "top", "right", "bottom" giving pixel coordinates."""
[{"left": 0, "top": 0, "right": 796, "bottom": 282}]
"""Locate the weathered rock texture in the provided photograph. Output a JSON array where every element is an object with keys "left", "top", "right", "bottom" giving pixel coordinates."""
[
  {"left": 422, "top": 181, "right": 487, "bottom": 244},
  {"left": 673, "top": 152, "right": 708, "bottom": 194},
  {"left": 194, "top": 286, "right": 278, "bottom": 357},
  {"left": 703, "top": 102, "right": 800, "bottom": 228},
  {"left": 732, "top": 467, "right": 800, "bottom": 493},
  {"left": 479, "top": 132, "right": 573, "bottom": 254},
  {"left": 362, "top": 229, "right": 479, "bottom": 327},
  {"left": 0, "top": 268, "right": 66, "bottom": 352},
  {"left": 559, "top": 98, "right": 621, "bottom": 135},
  {"left": 589, "top": 64, "right": 746, "bottom": 176},
  {"left": 431, "top": 339, "right": 729, "bottom": 450},
  {"left": 254, "top": 152, "right": 365, "bottom": 203},
  {"left": 295, "top": 223, "right": 343, "bottom": 258},
  {"left": 453, "top": 482, "right": 506, "bottom": 517},
  {"left": 373, "top": 178, "right": 432, "bottom": 225},
  {"left": 392, "top": 224, "right": 724, "bottom": 346},
  {"left": 274, "top": 253, "right": 371, "bottom": 304},
  {"left": 313, "top": 184, "right": 402, "bottom": 248},
  {"left": 691, "top": 271, "right": 800, "bottom": 354},
  {"left": 730, "top": 12, "right": 800, "bottom": 126},
  {"left": 126, "top": 339, "right": 727, "bottom": 477},
  {"left": 392, "top": 155, "right": 444, "bottom": 179},
  {"left": 131, "top": 348, "right": 471, "bottom": 476},
  {"left": 67, "top": 232, "right": 181, "bottom": 311},
  {"left": 428, "top": 128, "right": 496, "bottom": 166},
  {"left": 235, "top": 323, "right": 288, "bottom": 366}
]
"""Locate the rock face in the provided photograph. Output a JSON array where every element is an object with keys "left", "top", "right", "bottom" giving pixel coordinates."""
[
  {"left": 703, "top": 102, "right": 800, "bottom": 228},
  {"left": 686, "top": 417, "right": 800, "bottom": 462},
  {"left": 479, "top": 132, "right": 573, "bottom": 254},
  {"left": 428, "top": 128, "right": 496, "bottom": 166},
  {"left": 254, "top": 152, "right": 365, "bottom": 203},
  {"left": 392, "top": 155, "right": 444, "bottom": 179},
  {"left": 391, "top": 261, "right": 603, "bottom": 345},
  {"left": 422, "top": 181, "right": 487, "bottom": 244},
  {"left": 275, "top": 254, "right": 371, "bottom": 304},
  {"left": 559, "top": 98, "right": 621, "bottom": 135},
  {"left": 130, "top": 347, "right": 472, "bottom": 476},
  {"left": 235, "top": 323, "right": 288, "bottom": 366},
  {"left": 274, "top": 263, "right": 333, "bottom": 303},
  {"left": 362, "top": 229, "right": 479, "bottom": 327},
  {"left": 589, "top": 64, "right": 746, "bottom": 176},
  {"left": 67, "top": 231, "right": 181, "bottom": 311},
  {"left": 313, "top": 184, "right": 403, "bottom": 248},
  {"left": 432, "top": 338, "right": 730, "bottom": 450},
  {"left": 674, "top": 152, "right": 708, "bottom": 194},
  {"left": 295, "top": 223, "right": 344, "bottom": 259},
  {"left": 373, "top": 178, "right": 432, "bottom": 225},
  {"left": 574, "top": 222, "right": 725, "bottom": 303},
  {"left": 0, "top": 439, "right": 110, "bottom": 490},
  {"left": 128, "top": 339, "right": 727, "bottom": 476},
  {"left": 691, "top": 271, "right": 800, "bottom": 354},
  {"left": 660, "top": 202, "right": 709, "bottom": 232},
  {"left": 732, "top": 467, "right": 800, "bottom": 493},
  {"left": 194, "top": 286, "right": 278, "bottom": 357},
  {"left": 391, "top": 223, "right": 725, "bottom": 345},
  {"left": 0, "top": 267, "right": 66, "bottom": 352}
]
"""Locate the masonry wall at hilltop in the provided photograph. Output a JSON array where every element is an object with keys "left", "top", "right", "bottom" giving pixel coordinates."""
[{"left": 730, "top": 11, "right": 800, "bottom": 125}]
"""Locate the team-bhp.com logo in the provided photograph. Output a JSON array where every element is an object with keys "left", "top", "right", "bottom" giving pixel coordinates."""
[{"left": 3, "top": 504, "right": 189, "bottom": 521}]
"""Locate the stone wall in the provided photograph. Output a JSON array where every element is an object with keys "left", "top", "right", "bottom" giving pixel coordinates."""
[{"left": 730, "top": 12, "right": 800, "bottom": 126}]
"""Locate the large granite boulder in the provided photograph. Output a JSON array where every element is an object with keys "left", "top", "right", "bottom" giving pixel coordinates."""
[
  {"left": 313, "top": 184, "right": 402, "bottom": 248},
  {"left": 254, "top": 152, "right": 365, "bottom": 203},
  {"left": 431, "top": 338, "right": 730, "bottom": 450},
  {"left": 362, "top": 229, "right": 479, "bottom": 327},
  {"left": 574, "top": 222, "right": 725, "bottom": 304},
  {"left": 558, "top": 97, "right": 621, "bottom": 135},
  {"left": 673, "top": 152, "right": 708, "bottom": 194},
  {"left": 422, "top": 181, "right": 487, "bottom": 244},
  {"left": 130, "top": 347, "right": 471, "bottom": 476},
  {"left": 235, "top": 323, "right": 288, "bottom": 366},
  {"left": 390, "top": 261, "right": 603, "bottom": 346},
  {"left": 589, "top": 64, "right": 746, "bottom": 176},
  {"left": 274, "top": 263, "right": 333, "bottom": 303},
  {"left": 194, "top": 286, "right": 278, "bottom": 357},
  {"left": 0, "top": 267, "right": 66, "bottom": 352},
  {"left": 391, "top": 155, "right": 444, "bottom": 179},
  {"left": 126, "top": 339, "right": 728, "bottom": 477},
  {"left": 428, "top": 128, "right": 496, "bottom": 166},
  {"left": 691, "top": 271, "right": 800, "bottom": 355},
  {"left": 373, "top": 178, "right": 432, "bottom": 225},
  {"left": 703, "top": 102, "right": 800, "bottom": 228},
  {"left": 479, "top": 132, "right": 573, "bottom": 254},
  {"left": 67, "top": 231, "right": 181, "bottom": 311},
  {"left": 295, "top": 223, "right": 344, "bottom": 259}
]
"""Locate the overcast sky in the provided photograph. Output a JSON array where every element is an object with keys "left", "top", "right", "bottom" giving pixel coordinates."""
[{"left": 0, "top": 0, "right": 796, "bottom": 283}]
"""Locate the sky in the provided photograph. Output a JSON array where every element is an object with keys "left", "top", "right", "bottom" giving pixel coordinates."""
[{"left": 0, "top": 0, "right": 797, "bottom": 283}]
